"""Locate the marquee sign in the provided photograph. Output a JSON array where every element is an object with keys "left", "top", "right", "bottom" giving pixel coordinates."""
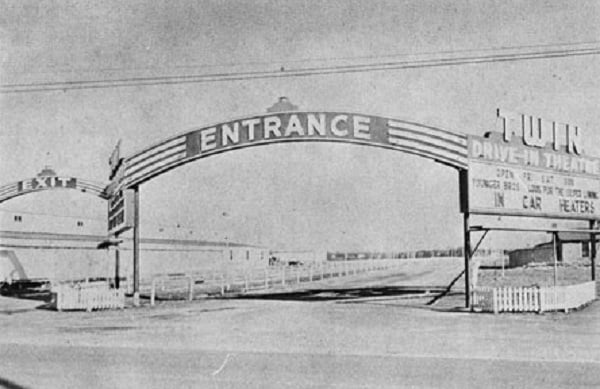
[
  {"left": 108, "top": 189, "right": 134, "bottom": 235},
  {"left": 465, "top": 110, "right": 600, "bottom": 220},
  {"left": 113, "top": 111, "right": 468, "bottom": 189}
]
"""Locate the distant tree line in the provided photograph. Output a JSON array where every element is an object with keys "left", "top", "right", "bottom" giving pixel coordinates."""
[{"left": 326, "top": 247, "right": 496, "bottom": 261}]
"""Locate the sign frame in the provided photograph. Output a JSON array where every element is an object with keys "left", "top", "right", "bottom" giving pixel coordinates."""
[{"left": 108, "top": 188, "right": 134, "bottom": 236}]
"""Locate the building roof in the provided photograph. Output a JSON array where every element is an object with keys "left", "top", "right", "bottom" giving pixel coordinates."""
[{"left": 0, "top": 230, "right": 261, "bottom": 249}]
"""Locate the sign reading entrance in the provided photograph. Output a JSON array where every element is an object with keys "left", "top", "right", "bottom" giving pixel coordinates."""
[
  {"left": 466, "top": 110, "right": 600, "bottom": 220},
  {"left": 118, "top": 111, "right": 469, "bottom": 188},
  {"left": 184, "top": 112, "right": 466, "bottom": 161}
]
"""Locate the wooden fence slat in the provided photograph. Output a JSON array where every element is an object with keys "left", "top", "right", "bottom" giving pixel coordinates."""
[{"left": 473, "top": 282, "right": 596, "bottom": 314}]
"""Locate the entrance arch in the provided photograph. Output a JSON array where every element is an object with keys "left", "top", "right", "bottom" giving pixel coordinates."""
[
  {"left": 115, "top": 111, "right": 467, "bottom": 190},
  {"left": 107, "top": 107, "right": 469, "bottom": 303}
]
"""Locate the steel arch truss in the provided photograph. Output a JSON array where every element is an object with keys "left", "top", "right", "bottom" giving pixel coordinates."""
[
  {"left": 113, "top": 111, "right": 468, "bottom": 191},
  {"left": 0, "top": 175, "right": 108, "bottom": 203}
]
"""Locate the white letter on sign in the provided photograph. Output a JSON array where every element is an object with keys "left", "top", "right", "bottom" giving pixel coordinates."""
[
  {"left": 264, "top": 116, "right": 282, "bottom": 139},
  {"left": 284, "top": 114, "right": 305, "bottom": 136},
  {"left": 567, "top": 125, "right": 583, "bottom": 155},
  {"left": 307, "top": 114, "right": 326, "bottom": 136},
  {"left": 522, "top": 116, "right": 546, "bottom": 148},
  {"left": 497, "top": 109, "right": 521, "bottom": 142},
  {"left": 331, "top": 115, "right": 348, "bottom": 137},
  {"left": 33, "top": 177, "right": 47, "bottom": 189},
  {"left": 201, "top": 127, "right": 217, "bottom": 151},
  {"left": 471, "top": 140, "right": 483, "bottom": 157},
  {"left": 222, "top": 122, "right": 240, "bottom": 146},
  {"left": 353, "top": 115, "right": 370, "bottom": 140},
  {"left": 242, "top": 118, "right": 260, "bottom": 141}
]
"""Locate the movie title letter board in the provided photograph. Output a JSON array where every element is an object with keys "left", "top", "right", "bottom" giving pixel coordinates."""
[{"left": 466, "top": 133, "right": 600, "bottom": 220}]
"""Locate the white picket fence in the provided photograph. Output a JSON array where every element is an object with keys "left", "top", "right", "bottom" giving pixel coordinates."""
[
  {"left": 148, "top": 259, "right": 403, "bottom": 305},
  {"left": 52, "top": 281, "right": 125, "bottom": 311},
  {"left": 472, "top": 281, "right": 596, "bottom": 313}
]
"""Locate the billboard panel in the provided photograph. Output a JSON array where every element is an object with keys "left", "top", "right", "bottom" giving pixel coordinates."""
[
  {"left": 466, "top": 133, "right": 600, "bottom": 220},
  {"left": 108, "top": 189, "right": 134, "bottom": 235}
]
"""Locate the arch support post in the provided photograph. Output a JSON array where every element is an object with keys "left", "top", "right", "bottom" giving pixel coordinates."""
[
  {"left": 133, "top": 186, "right": 140, "bottom": 306},
  {"left": 459, "top": 169, "right": 471, "bottom": 309},
  {"left": 114, "top": 234, "right": 120, "bottom": 289},
  {"left": 591, "top": 220, "right": 597, "bottom": 281},
  {"left": 463, "top": 212, "right": 471, "bottom": 309}
]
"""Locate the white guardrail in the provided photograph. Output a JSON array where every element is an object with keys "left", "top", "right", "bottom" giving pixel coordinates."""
[
  {"left": 472, "top": 281, "right": 597, "bottom": 314},
  {"left": 147, "top": 259, "right": 404, "bottom": 305}
]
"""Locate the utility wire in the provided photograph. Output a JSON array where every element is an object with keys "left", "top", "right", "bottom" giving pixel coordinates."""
[
  {"left": 2, "top": 44, "right": 599, "bottom": 93},
  {"left": 3, "top": 45, "right": 599, "bottom": 90},
  {"left": 4, "top": 39, "right": 599, "bottom": 76}
]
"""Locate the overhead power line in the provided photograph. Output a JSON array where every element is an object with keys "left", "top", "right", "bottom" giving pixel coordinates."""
[
  {"left": 5, "top": 39, "right": 599, "bottom": 77},
  {"left": 2, "top": 44, "right": 599, "bottom": 94}
]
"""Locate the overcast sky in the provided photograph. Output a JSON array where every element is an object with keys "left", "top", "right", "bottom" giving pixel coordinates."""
[{"left": 1, "top": 0, "right": 599, "bottom": 251}]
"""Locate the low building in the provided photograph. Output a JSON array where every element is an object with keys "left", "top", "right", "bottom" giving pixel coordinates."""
[
  {"left": 508, "top": 243, "right": 555, "bottom": 268},
  {"left": 508, "top": 231, "right": 599, "bottom": 268},
  {"left": 0, "top": 210, "right": 269, "bottom": 284}
]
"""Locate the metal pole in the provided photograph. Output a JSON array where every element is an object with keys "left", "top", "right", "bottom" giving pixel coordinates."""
[
  {"left": 226, "top": 236, "right": 230, "bottom": 262},
  {"left": 150, "top": 278, "right": 156, "bottom": 306},
  {"left": 463, "top": 212, "right": 471, "bottom": 309},
  {"left": 459, "top": 169, "right": 471, "bottom": 309},
  {"left": 133, "top": 186, "right": 140, "bottom": 305},
  {"left": 553, "top": 232, "right": 558, "bottom": 288},
  {"left": 114, "top": 235, "right": 120, "bottom": 289},
  {"left": 590, "top": 220, "right": 596, "bottom": 281}
]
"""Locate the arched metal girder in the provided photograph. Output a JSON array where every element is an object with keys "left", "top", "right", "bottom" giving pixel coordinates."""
[
  {"left": 115, "top": 111, "right": 468, "bottom": 190},
  {"left": 0, "top": 170, "right": 108, "bottom": 203}
]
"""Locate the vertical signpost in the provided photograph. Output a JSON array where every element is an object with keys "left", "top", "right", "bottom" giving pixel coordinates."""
[
  {"left": 462, "top": 109, "right": 600, "bottom": 309},
  {"left": 459, "top": 169, "right": 471, "bottom": 308},
  {"left": 107, "top": 140, "right": 136, "bottom": 299},
  {"left": 114, "top": 244, "right": 120, "bottom": 289},
  {"left": 591, "top": 220, "right": 597, "bottom": 281},
  {"left": 132, "top": 186, "right": 140, "bottom": 304},
  {"left": 463, "top": 212, "right": 471, "bottom": 308}
]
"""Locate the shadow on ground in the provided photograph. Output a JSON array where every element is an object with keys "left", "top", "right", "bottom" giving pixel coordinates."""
[
  {"left": 236, "top": 285, "right": 447, "bottom": 302},
  {"left": 1, "top": 280, "right": 52, "bottom": 302},
  {"left": 0, "top": 281, "right": 55, "bottom": 313},
  {"left": 0, "top": 376, "right": 32, "bottom": 389}
]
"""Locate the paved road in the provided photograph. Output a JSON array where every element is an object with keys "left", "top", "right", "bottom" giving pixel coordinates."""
[
  {"left": 2, "top": 342, "right": 599, "bottom": 389},
  {"left": 1, "top": 268, "right": 600, "bottom": 388}
]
